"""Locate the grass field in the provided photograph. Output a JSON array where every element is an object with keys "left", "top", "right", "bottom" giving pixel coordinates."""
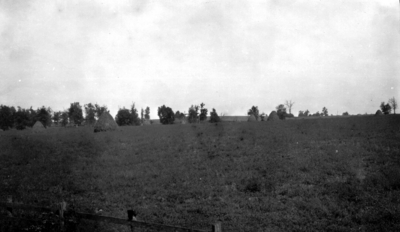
[{"left": 1, "top": 115, "right": 400, "bottom": 231}]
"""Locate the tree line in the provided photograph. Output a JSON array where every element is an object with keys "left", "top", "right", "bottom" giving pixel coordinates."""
[
  {"left": 0, "top": 97, "right": 397, "bottom": 130},
  {"left": 114, "top": 103, "right": 150, "bottom": 126},
  {"left": 157, "top": 103, "right": 220, "bottom": 125},
  {"left": 0, "top": 102, "right": 108, "bottom": 131}
]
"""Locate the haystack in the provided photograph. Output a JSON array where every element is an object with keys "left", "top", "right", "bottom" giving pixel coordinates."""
[
  {"left": 143, "top": 119, "right": 151, "bottom": 125},
  {"left": 375, "top": 110, "right": 383, "bottom": 116},
  {"left": 267, "top": 111, "right": 280, "bottom": 121},
  {"left": 32, "top": 121, "right": 46, "bottom": 132},
  {"left": 94, "top": 112, "right": 118, "bottom": 132},
  {"left": 248, "top": 115, "right": 257, "bottom": 122}
]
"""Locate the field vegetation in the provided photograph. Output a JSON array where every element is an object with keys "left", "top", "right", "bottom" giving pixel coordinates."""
[{"left": 1, "top": 115, "right": 400, "bottom": 231}]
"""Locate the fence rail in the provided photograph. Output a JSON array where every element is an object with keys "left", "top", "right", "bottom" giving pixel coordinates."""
[{"left": 0, "top": 200, "right": 221, "bottom": 232}]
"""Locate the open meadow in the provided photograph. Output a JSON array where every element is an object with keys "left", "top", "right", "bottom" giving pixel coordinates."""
[{"left": 1, "top": 115, "right": 400, "bottom": 231}]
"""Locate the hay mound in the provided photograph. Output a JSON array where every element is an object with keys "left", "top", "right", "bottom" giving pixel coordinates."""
[
  {"left": 248, "top": 115, "right": 257, "bottom": 122},
  {"left": 94, "top": 112, "right": 118, "bottom": 132},
  {"left": 32, "top": 121, "right": 46, "bottom": 132},
  {"left": 143, "top": 119, "right": 151, "bottom": 125},
  {"left": 267, "top": 111, "right": 280, "bottom": 121},
  {"left": 375, "top": 110, "right": 383, "bottom": 116}
]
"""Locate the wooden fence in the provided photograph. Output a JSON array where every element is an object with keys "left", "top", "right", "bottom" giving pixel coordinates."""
[{"left": 0, "top": 198, "right": 222, "bottom": 232}]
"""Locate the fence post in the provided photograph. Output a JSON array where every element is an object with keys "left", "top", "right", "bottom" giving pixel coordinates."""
[
  {"left": 212, "top": 222, "right": 222, "bottom": 232},
  {"left": 127, "top": 210, "right": 137, "bottom": 232},
  {"left": 59, "top": 201, "right": 67, "bottom": 232}
]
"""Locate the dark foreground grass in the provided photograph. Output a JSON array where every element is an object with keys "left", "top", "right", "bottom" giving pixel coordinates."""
[{"left": 0, "top": 115, "right": 400, "bottom": 231}]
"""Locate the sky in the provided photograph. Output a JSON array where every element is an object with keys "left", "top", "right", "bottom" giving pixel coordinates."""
[{"left": 0, "top": 0, "right": 399, "bottom": 119}]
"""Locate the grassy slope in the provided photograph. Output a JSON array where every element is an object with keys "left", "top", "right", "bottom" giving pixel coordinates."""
[{"left": 1, "top": 115, "right": 400, "bottom": 231}]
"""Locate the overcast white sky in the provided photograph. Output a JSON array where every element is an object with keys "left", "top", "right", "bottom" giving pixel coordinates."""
[{"left": 1, "top": 0, "right": 399, "bottom": 118}]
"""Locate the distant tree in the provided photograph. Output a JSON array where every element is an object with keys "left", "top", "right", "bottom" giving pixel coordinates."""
[
  {"left": 200, "top": 103, "right": 208, "bottom": 122},
  {"left": 60, "top": 110, "right": 69, "bottom": 126},
  {"left": 84, "top": 103, "right": 96, "bottom": 125},
  {"left": 0, "top": 105, "right": 15, "bottom": 130},
  {"left": 68, "top": 102, "right": 84, "bottom": 125},
  {"left": 175, "top": 111, "right": 184, "bottom": 120},
  {"left": 115, "top": 108, "right": 132, "bottom": 126},
  {"left": 95, "top": 104, "right": 108, "bottom": 119},
  {"left": 380, "top": 102, "right": 392, "bottom": 115},
  {"left": 145, "top": 107, "right": 150, "bottom": 120},
  {"left": 60, "top": 111, "right": 69, "bottom": 127},
  {"left": 304, "top": 110, "right": 309, "bottom": 117},
  {"left": 312, "top": 111, "right": 321, "bottom": 117},
  {"left": 14, "top": 107, "right": 30, "bottom": 130},
  {"left": 276, "top": 104, "right": 287, "bottom": 120},
  {"left": 27, "top": 107, "right": 37, "bottom": 127},
  {"left": 188, "top": 105, "right": 199, "bottom": 123},
  {"left": 286, "top": 113, "right": 294, "bottom": 118},
  {"left": 209, "top": 108, "right": 221, "bottom": 123},
  {"left": 260, "top": 112, "right": 266, "bottom": 121},
  {"left": 130, "top": 103, "right": 140, "bottom": 126},
  {"left": 342, "top": 112, "right": 349, "bottom": 116},
  {"left": 322, "top": 107, "right": 328, "bottom": 116},
  {"left": 35, "top": 106, "right": 52, "bottom": 127},
  {"left": 247, "top": 106, "right": 259, "bottom": 120},
  {"left": 141, "top": 108, "right": 144, "bottom": 122},
  {"left": 285, "top": 100, "right": 295, "bottom": 114},
  {"left": 158, "top": 105, "right": 175, "bottom": 124},
  {"left": 298, "top": 111, "right": 304, "bottom": 117},
  {"left": 389, "top": 97, "right": 397, "bottom": 114},
  {"left": 52, "top": 111, "right": 62, "bottom": 125}
]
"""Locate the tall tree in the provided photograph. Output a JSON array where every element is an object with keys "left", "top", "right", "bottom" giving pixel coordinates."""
[
  {"left": 52, "top": 111, "right": 62, "bottom": 125},
  {"left": 380, "top": 102, "right": 392, "bottom": 115},
  {"left": 188, "top": 105, "right": 199, "bottom": 123},
  {"left": 199, "top": 103, "right": 208, "bottom": 122},
  {"left": 130, "top": 103, "right": 140, "bottom": 126},
  {"left": 0, "top": 105, "right": 15, "bottom": 130},
  {"left": 247, "top": 106, "right": 259, "bottom": 120},
  {"left": 84, "top": 103, "right": 96, "bottom": 125},
  {"left": 276, "top": 104, "right": 287, "bottom": 120},
  {"left": 141, "top": 108, "right": 144, "bottom": 122},
  {"left": 14, "top": 107, "right": 30, "bottom": 130},
  {"left": 304, "top": 110, "right": 309, "bottom": 117},
  {"left": 27, "top": 107, "right": 37, "bottom": 127},
  {"left": 209, "top": 108, "right": 221, "bottom": 123},
  {"left": 68, "top": 102, "right": 84, "bottom": 125},
  {"left": 285, "top": 100, "right": 295, "bottom": 114},
  {"left": 158, "top": 105, "right": 175, "bottom": 124},
  {"left": 60, "top": 111, "right": 69, "bottom": 126},
  {"left": 145, "top": 107, "right": 150, "bottom": 120},
  {"left": 389, "top": 97, "right": 397, "bottom": 114},
  {"left": 115, "top": 108, "right": 132, "bottom": 126},
  {"left": 322, "top": 107, "right": 328, "bottom": 116},
  {"left": 36, "top": 106, "right": 52, "bottom": 127}
]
